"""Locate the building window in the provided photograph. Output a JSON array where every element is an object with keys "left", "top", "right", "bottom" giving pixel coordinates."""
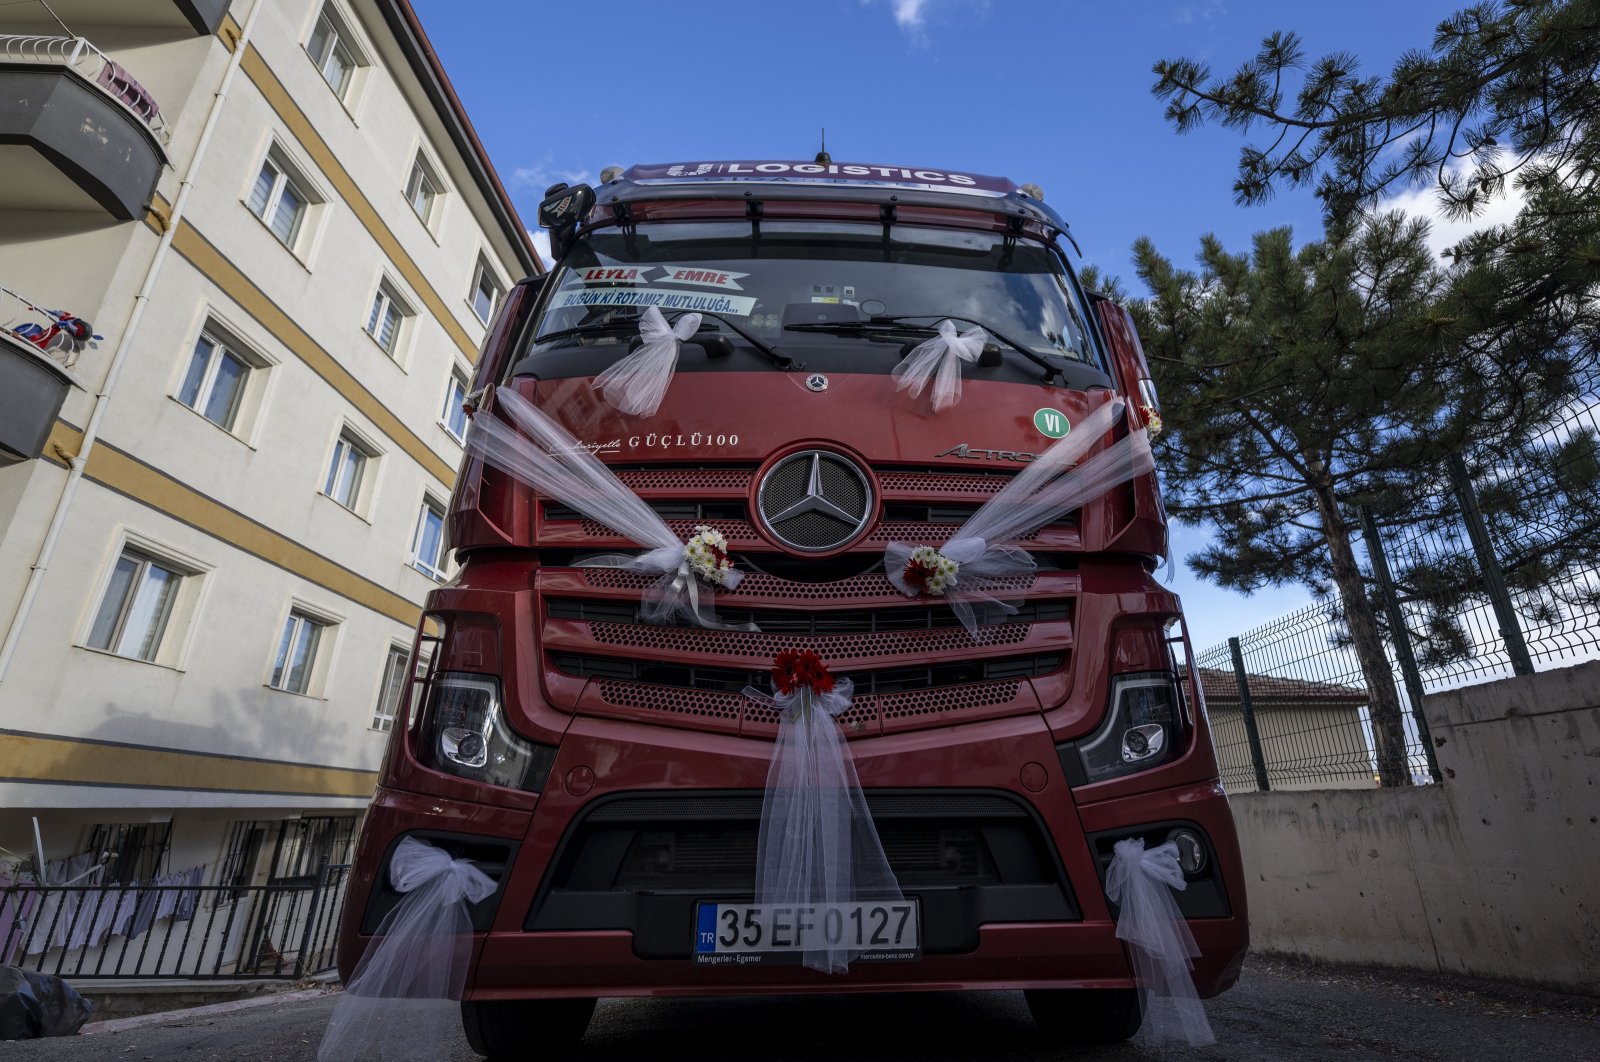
[
  {"left": 271, "top": 609, "right": 327, "bottom": 695},
  {"left": 470, "top": 258, "right": 503, "bottom": 324},
  {"left": 372, "top": 645, "right": 408, "bottom": 731},
  {"left": 177, "top": 331, "right": 251, "bottom": 431},
  {"left": 405, "top": 155, "right": 442, "bottom": 225},
  {"left": 265, "top": 816, "right": 356, "bottom": 882},
  {"left": 366, "top": 281, "right": 411, "bottom": 355},
  {"left": 249, "top": 153, "right": 309, "bottom": 247},
  {"left": 410, "top": 498, "right": 447, "bottom": 579},
  {"left": 323, "top": 430, "right": 371, "bottom": 511},
  {"left": 440, "top": 368, "right": 469, "bottom": 442},
  {"left": 306, "top": 8, "right": 359, "bottom": 100},
  {"left": 83, "top": 822, "right": 173, "bottom": 885},
  {"left": 215, "top": 820, "right": 267, "bottom": 904},
  {"left": 88, "top": 549, "right": 184, "bottom": 662}
]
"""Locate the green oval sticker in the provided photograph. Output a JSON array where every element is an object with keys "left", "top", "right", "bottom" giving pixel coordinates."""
[{"left": 1033, "top": 408, "right": 1069, "bottom": 438}]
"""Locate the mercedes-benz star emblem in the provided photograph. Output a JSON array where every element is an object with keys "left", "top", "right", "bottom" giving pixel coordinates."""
[
  {"left": 756, "top": 450, "right": 873, "bottom": 552},
  {"left": 805, "top": 373, "right": 829, "bottom": 392}
]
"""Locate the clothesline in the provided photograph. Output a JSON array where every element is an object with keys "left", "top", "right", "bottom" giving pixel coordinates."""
[{"left": 0, "top": 855, "right": 208, "bottom": 963}]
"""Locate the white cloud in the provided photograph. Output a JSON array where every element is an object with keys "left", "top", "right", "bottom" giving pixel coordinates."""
[
  {"left": 862, "top": 0, "right": 986, "bottom": 40},
  {"left": 1382, "top": 167, "right": 1526, "bottom": 261},
  {"left": 1173, "top": 2, "right": 1226, "bottom": 26},
  {"left": 529, "top": 228, "right": 552, "bottom": 270},
  {"left": 891, "top": 0, "right": 929, "bottom": 27},
  {"left": 511, "top": 158, "right": 593, "bottom": 193}
]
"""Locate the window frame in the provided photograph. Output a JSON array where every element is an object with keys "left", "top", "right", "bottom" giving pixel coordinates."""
[
  {"left": 405, "top": 153, "right": 444, "bottom": 227},
  {"left": 83, "top": 822, "right": 173, "bottom": 885},
  {"left": 175, "top": 327, "right": 260, "bottom": 432},
  {"left": 439, "top": 365, "right": 470, "bottom": 443},
  {"left": 365, "top": 278, "right": 414, "bottom": 358},
  {"left": 169, "top": 311, "right": 277, "bottom": 447},
  {"left": 409, "top": 495, "right": 448, "bottom": 581},
  {"left": 303, "top": 4, "right": 368, "bottom": 108},
  {"left": 322, "top": 428, "right": 373, "bottom": 512},
  {"left": 79, "top": 532, "right": 211, "bottom": 670},
  {"left": 267, "top": 600, "right": 342, "bottom": 698},
  {"left": 244, "top": 143, "right": 326, "bottom": 263},
  {"left": 371, "top": 643, "right": 410, "bottom": 731},
  {"left": 249, "top": 155, "right": 307, "bottom": 247},
  {"left": 86, "top": 549, "right": 183, "bottom": 663},
  {"left": 469, "top": 256, "right": 505, "bottom": 325}
]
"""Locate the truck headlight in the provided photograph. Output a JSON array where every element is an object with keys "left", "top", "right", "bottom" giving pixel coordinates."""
[
  {"left": 1076, "top": 672, "right": 1182, "bottom": 783},
  {"left": 418, "top": 672, "right": 556, "bottom": 792}
]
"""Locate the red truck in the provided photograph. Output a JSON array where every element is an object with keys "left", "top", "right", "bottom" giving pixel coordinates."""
[{"left": 336, "top": 159, "right": 1247, "bottom": 1057}]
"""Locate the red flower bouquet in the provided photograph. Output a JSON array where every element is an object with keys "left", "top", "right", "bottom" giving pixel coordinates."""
[{"left": 771, "top": 649, "right": 835, "bottom": 696}]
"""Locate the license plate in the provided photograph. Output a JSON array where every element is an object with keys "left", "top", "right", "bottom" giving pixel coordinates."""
[{"left": 693, "top": 900, "right": 921, "bottom": 965}]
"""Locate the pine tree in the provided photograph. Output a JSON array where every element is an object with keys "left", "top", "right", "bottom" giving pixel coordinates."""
[
  {"left": 1149, "top": 0, "right": 1600, "bottom": 414},
  {"left": 1128, "top": 213, "right": 1559, "bottom": 785},
  {"left": 1141, "top": 0, "right": 1600, "bottom": 743}
]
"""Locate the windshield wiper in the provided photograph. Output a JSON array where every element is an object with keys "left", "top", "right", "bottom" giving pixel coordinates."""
[
  {"left": 533, "top": 312, "right": 645, "bottom": 346},
  {"left": 683, "top": 311, "right": 797, "bottom": 370},
  {"left": 785, "top": 314, "right": 1065, "bottom": 383}
]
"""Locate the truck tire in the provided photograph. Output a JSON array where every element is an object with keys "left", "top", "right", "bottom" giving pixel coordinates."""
[
  {"left": 1023, "top": 987, "right": 1144, "bottom": 1043},
  {"left": 461, "top": 997, "right": 597, "bottom": 1060}
]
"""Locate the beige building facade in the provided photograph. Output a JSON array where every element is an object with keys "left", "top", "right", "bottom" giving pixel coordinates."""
[{"left": 0, "top": 0, "right": 536, "bottom": 942}]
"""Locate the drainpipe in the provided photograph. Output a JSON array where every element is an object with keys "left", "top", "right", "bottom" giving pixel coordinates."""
[{"left": 0, "top": 1, "right": 263, "bottom": 686}]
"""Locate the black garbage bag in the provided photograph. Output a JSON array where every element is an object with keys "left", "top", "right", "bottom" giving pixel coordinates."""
[{"left": 0, "top": 966, "right": 95, "bottom": 1039}]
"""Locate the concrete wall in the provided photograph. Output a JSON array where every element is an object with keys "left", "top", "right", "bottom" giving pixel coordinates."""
[{"left": 1230, "top": 659, "right": 1600, "bottom": 994}]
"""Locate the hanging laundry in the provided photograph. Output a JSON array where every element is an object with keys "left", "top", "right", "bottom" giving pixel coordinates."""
[
  {"left": 50, "top": 852, "right": 95, "bottom": 950},
  {"left": 0, "top": 873, "right": 41, "bottom": 966},
  {"left": 173, "top": 865, "right": 204, "bottom": 922},
  {"left": 24, "top": 857, "right": 66, "bottom": 956},
  {"left": 127, "top": 880, "right": 160, "bottom": 939},
  {"left": 154, "top": 870, "right": 181, "bottom": 924}
]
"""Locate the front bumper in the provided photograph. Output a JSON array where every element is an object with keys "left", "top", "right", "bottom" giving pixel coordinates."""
[{"left": 340, "top": 713, "right": 1248, "bottom": 999}]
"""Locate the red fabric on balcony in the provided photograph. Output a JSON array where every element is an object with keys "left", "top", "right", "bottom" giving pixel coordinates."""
[{"left": 95, "top": 59, "right": 161, "bottom": 128}]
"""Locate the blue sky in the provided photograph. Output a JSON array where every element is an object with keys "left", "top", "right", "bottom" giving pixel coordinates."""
[{"left": 413, "top": 0, "right": 1465, "bottom": 651}]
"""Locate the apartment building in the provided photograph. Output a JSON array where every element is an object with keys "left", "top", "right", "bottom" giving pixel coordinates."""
[{"left": 0, "top": 0, "right": 537, "bottom": 960}]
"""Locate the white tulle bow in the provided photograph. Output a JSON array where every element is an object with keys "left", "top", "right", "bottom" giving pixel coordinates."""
[
  {"left": 464, "top": 385, "right": 756, "bottom": 630},
  {"left": 742, "top": 677, "right": 903, "bottom": 975},
  {"left": 1105, "top": 838, "right": 1215, "bottom": 1047},
  {"left": 387, "top": 836, "right": 498, "bottom": 902},
  {"left": 592, "top": 305, "right": 702, "bottom": 417},
  {"left": 884, "top": 399, "right": 1154, "bottom": 637},
  {"left": 892, "top": 319, "right": 987, "bottom": 412},
  {"left": 318, "top": 838, "right": 497, "bottom": 1062}
]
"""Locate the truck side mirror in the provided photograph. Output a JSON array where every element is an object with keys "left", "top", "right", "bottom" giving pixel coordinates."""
[
  {"left": 537, "top": 183, "right": 595, "bottom": 261},
  {"left": 1093, "top": 299, "right": 1161, "bottom": 434}
]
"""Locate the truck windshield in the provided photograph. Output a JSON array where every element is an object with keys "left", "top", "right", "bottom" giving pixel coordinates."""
[{"left": 532, "top": 221, "right": 1100, "bottom": 366}]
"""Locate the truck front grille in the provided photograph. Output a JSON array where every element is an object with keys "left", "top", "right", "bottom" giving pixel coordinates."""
[{"left": 537, "top": 461, "right": 1075, "bottom": 739}]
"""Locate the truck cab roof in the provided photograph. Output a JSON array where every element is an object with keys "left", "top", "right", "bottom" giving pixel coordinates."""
[{"left": 588, "top": 160, "right": 1075, "bottom": 248}]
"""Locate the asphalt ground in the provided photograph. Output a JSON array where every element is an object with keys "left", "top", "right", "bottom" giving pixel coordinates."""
[{"left": 8, "top": 956, "right": 1598, "bottom": 1061}]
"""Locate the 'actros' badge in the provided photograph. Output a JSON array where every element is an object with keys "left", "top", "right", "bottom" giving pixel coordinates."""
[
  {"left": 936, "top": 443, "right": 1039, "bottom": 463},
  {"left": 805, "top": 373, "right": 829, "bottom": 392}
]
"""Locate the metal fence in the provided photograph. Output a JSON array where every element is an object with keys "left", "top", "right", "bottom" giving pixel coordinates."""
[
  {"left": 1198, "top": 607, "right": 1435, "bottom": 793},
  {"left": 1, "top": 862, "right": 348, "bottom": 980},
  {"left": 1377, "top": 404, "right": 1600, "bottom": 686},
  {"left": 1200, "top": 401, "right": 1600, "bottom": 793}
]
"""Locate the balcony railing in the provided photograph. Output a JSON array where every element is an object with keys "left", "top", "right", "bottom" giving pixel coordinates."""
[
  {"left": 0, "top": 283, "right": 100, "bottom": 370},
  {"left": 0, "top": 34, "right": 167, "bottom": 141}
]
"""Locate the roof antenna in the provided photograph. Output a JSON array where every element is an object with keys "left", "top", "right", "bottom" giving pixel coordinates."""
[{"left": 815, "top": 128, "right": 831, "bottom": 165}]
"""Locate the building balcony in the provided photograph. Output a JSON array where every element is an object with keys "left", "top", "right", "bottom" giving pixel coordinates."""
[
  {"left": 0, "top": 35, "right": 168, "bottom": 220},
  {"left": 0, "top": 285, "right": 90, "bottom": 464},
  {"left": 31, "top": 0, "right": 232, "bottom": 37}
]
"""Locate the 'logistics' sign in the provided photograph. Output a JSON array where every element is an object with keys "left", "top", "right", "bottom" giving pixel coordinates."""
[{"left": 624, "top": 161, "right": 1012, "bottom": 195}]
